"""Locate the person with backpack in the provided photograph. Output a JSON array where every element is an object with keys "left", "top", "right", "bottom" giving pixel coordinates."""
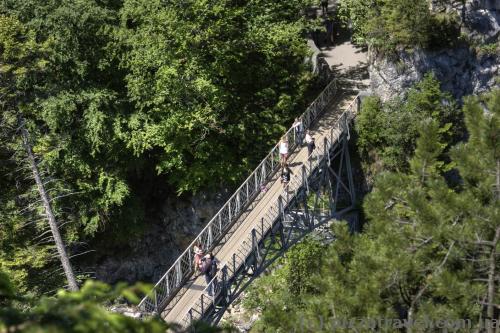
[
  {"left": 280, "top": 165, "right": 293, "bottom": 191},
  {"left": 200, "top": 253, "right": 218, "bottom": 296},
  {"left": 305, "top": 131, "right": 316, "bottom": 158}
]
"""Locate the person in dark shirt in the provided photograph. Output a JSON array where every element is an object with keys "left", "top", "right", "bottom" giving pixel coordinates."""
[
  {"left": 281, "top": 165, "right": 293, "bottom": 190},
  {"left": 200, "top": 253, "right": 218, "bottom": 296}
]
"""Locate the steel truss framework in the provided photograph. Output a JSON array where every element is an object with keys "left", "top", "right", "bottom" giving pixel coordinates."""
[
  {"left": 182, "top": 107, "right": 359, "bottom": 328},
  {"left": 139, "top": 80, "right": 340, "bottom": 315}
]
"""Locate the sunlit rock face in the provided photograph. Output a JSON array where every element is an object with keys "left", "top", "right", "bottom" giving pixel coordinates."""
[
  {"left": 370, "top": 1, "right": 499, "bottom": 102},
  {"left": 369, "top": 46, "right": 498, "bottom": 102}
]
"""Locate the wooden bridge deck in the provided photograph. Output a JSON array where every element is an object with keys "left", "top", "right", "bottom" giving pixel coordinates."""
[{"left": 163, "top": 91, "right": 358, "bottom": 324}]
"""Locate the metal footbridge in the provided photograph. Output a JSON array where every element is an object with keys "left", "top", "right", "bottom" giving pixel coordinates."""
[{"left": 138, "top": 79, "right": 362, "bottom": 327}]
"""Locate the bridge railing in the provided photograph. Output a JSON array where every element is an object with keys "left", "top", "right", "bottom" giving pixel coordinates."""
[
  {"left": 181, "top": 93, "right": 361, "bottom": 326},
  {"left": 138, "top": 79, "right": 338, "bottom": 314}
]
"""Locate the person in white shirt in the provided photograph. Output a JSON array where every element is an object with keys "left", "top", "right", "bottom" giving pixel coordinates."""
[{"left": 279, "top": 137, "right": 288, "bottom": 166}]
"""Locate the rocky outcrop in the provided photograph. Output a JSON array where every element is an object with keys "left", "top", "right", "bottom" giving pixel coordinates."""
[
  {"left": 91, "top": 190, "right": 229, "bottom": 285},
  {"left": 370, "top": 2, "right": 499, "bottom": 102},
  {"left": 369, "top": 46, "right": 498, "bottom": 102},
  {"left": 220, "top": 293, "right": 261, "bottom": 333}
]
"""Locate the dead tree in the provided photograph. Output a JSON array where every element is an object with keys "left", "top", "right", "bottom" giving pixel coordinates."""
[{"left": 20, "top": 122, "right": 79, "bottom": 292}]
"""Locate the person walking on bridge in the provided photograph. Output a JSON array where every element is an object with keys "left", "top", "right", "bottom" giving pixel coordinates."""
[
  {"left": 320, "top": 0, "right": 328, "bottom": 15},
  {"left": 200, "top": 253, "right": 218, "bottom": 297},
  {"left": 293, "top": 117, "right": 304, "bottom": 146},
  {"left": 193, "top": 242, "right": 204, "bottom": 275},
  {"left": 305, "top": 131, "right": 316, "bottom": 158},
  {"left": 280, "top": 164, "right": 293, "bottom": 191},
  {"left": 279, "top": 136, "right": 289, "bottom": 167}
]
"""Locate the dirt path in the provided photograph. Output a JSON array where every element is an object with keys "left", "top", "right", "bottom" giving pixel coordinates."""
[{"left": 307, "top": 0, "right": 369, "bottom": 87}]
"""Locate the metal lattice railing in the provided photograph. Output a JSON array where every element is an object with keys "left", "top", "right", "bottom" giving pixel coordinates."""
[
  {"left": 138, "top": 79, "right": 339, "bottom": 314},
  {"left": 181, "top": 94, "right": 361, "bottom": 326}
]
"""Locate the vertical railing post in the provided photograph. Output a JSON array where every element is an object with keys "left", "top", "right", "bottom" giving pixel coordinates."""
[
  {"left": 345, "top": 112, "right": 350, "bottom": 140},
  {"left": 252, "top": 229, "right": 260, "bottom": 273},
  {"left": 261, "top": 218, "right": 264, "bottom": 237},
  {"left": 302, "top": 165, "right": 309, "bottom": 194},
  {"left": 201, "top": 293, "right": 204, "bottom": 315},
  {"left": 236, "top": 192, "right": 240, "bottom": 213},
  {"left": 228, "top": 200, "right": 232, "bottom": 222},
  {"left": 218, "top": 214, "right": 222, "bottom": 233},
  {"left": 278, "top": 219, "right": 285, "bottom": 249},
  {"left": 278, "top": 195, "right": 284, "bottom": 221},
  {"left": 343, "top": 136, "right": 356, "bottom": 207},
  {"left": 303, "top": 193, "right": 312, "bottom": 231},
  {"left": 166, "top": 275, "right": 170, "bottom": 296},
  {"left": 222, "top": 265, "right": 228, "bottom": 302},
  {"left": 176, "top": 261, "right": 182, "bottom": 286},
  {"left": 208, "top": 224, "right": 213, "bottom": 247},
  {"left": 232, "top": 253, "right": 237, "bottom": 276},
  {"left": 270, "top": 151, "right": 274, "bottom": 171},
  {"left": 254, "top": 172, "right": 258, "bottom": 193},
  {"left": 154, "top": 290, "right": 159, "bottom": 315}
]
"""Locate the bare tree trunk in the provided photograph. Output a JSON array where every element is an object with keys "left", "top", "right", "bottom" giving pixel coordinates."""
[
  {"left": 486, "top": 227, "right": 500, "bottom": 332},
  {"left": 20, "top": 123, "right": 79, "bottom": 291},
  {"left": 496, "top": 159, "right": 499, "bottom": 201}
]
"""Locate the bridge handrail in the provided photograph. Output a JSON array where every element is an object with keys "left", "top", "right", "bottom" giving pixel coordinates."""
[
  {"left": 181, "top": 93, "right": 361, "bottom": 326},
  {"left": 138, "top": 79, "right": 339, "bottom": 313}
]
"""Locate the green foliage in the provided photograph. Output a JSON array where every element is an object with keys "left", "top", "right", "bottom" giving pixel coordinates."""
[
  {"left": 285, "top": 239, "right": 324, "bottom": 297},
  {"left": 475, "top": 41, "right": 500, "bottom": 58},
  {"left": 0, "top": 272, "right": 165, "bottom": 332},
  {"left": 355, "top": 73, "right": 461, "bottom": 171},
  {"left": 337, "top": 0, "right": 461, "bottom": 52},
  {"left": 246, "top": 89, "right": 500, "bottom": 331},
  {"left": 116, "top": 0, "right": 313, "bottom": 193},
  {"left": 0, "top": 0, "right": 315, "bottom": 296},
  {"left": 243, "top": 238, "right": 325, "bottom": 332},
  {"left": 0, "top": 270, "right": 232, "bottom": 333}
]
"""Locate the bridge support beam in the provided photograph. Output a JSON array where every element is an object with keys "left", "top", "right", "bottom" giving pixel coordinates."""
[{"left": 195, "top": 132, "right": 357, "bottom": 326}]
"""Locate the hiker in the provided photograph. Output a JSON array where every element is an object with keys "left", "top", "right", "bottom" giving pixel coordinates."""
[
  {"left": 305, "top": 131, "right": 316, "bottom": 158},
  {"left": 200, "top": 253, "right": 218, "bottom": 296},
  {"left": 325, "top": 17, "right": 334, "bottom": 46},
  {"left": 279, "top": 136, "right": 289, "bottom": 166},
  {"left": 320, "top": 0, "right": 328, "bottom": 15},
  {"left": 193, "top": 242, "right": 204, "bottom": 274},
  {"left": 293, "top": 117, "right": 304, "bottom": 146},
  {"left": 280, "top": 165, "right": 293, "bottom": 190}
]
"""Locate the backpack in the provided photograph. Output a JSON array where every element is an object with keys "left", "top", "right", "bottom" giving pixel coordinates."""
[
  {"left": 209, "top": 259, "right": 218, "bottom": 277},
  {"left": 200, "top": 257, "right": 211, "bottom": 274}
]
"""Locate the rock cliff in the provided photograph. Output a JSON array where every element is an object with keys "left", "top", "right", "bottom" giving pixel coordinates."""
[{"left": 370, "top": 2, "right": 499, "bottom": 101}]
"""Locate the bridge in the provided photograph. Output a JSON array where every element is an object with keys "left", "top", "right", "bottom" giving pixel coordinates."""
[{"left": 137, "top": 77, "right": 366, "bottom": 327}]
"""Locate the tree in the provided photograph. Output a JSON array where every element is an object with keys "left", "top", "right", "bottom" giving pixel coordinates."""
[
  {"left": 0, "top": 14, "right": 79, "bottom": 292},
  {"left": 0, "top": 269, "right": 230, "bottom": 333},
  {"left": 0, "top": 0, "right": 318, "bottom": 296},
  {"left": 451, "top": 91, "right": 500, "bottom": 331},
  {"left": 337, "top": 0, "right": 461, "bottom": 52},
  {"left": 246, "top": 89, "right": 499, "bottom": 332},
  {"left": 355, "top": 73, "right": 461, "bottom": 172},
  {"left": 116, "top": 0, "right": 314, "bottom": 193}
]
